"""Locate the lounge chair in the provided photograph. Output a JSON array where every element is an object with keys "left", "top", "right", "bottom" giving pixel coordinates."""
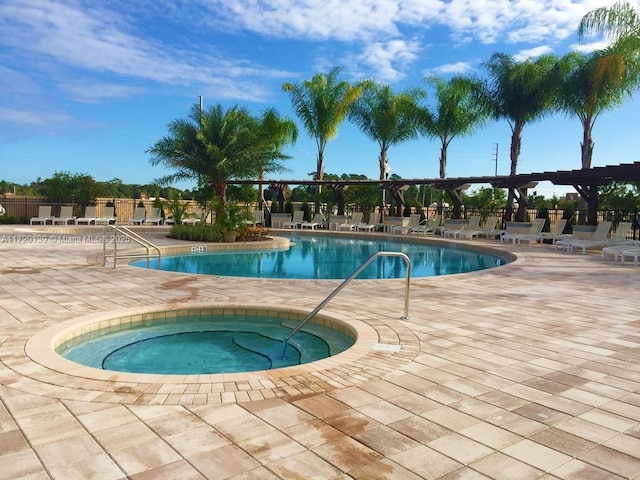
[
  {"left": 621, "top": 248, "right": 640, "bottom": 266},
  {"left": 338, "top": 212, "right": 363, "bottom": 231},
  {"left": 283, "top": 210, "right": 304, "bottom": 229},
  {"left": 52, "top": 206, "right": 76, "bottom": 225},
  {"left": 457, "top": 216, "right": 498, "bottom": 240},
  {"left": 182, "top": 208, "right": 203, "bottom": 225},
  {"left": 357, "top": 212, "right": 380, "bottom": 232},
  {"left": 30, "top": 206, "right": 54, "bottom": 225},
  {"left": 75, "top": 206, "right": 98, "bottom": 225},
  {"left": 251, "top": 209, "right": 265, "bottom": 226},
  {"left": 95, "top": 206, "right": 116, "bottom": 225},
  {"left": 393, "top": 214, "right": 422, "bottom": 234},
  {"left": 410, "top": 214, "right": 441, "bottom": 236},
  {"left": 501, "top": 218, "right": 546, "bottom": 244},
  {"left": 328, "top": 214, "right": 348, "bottom": 231},
  {"left": 301, "top": 213, "right": 325, "bottom": 229},
  {"left": 447, "top": 216, "right": 481, "bottom": 239},
  {"left": 128, "top": 207, "right": 146, "bottom": 225},
  {"left": 144, "top": 208, "right": 163, "bottom": 225},
  {"left": 521, "top": 218, "right": 570, "bottom": 245},
  {"left": 602, "top": 239, "right": 640, "bottom": 262},
  {"left": 554, "top": 221, "right": 613, "bottom": 254},
  {"left": 442, "top": 218, "right": 471, "bottom": 238}
]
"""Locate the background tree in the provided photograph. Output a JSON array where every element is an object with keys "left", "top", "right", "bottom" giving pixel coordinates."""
[
  {"left": 578, "top": 1, "right": 640, "bottom": 52},
  {"left": 148, "top": 103, "right": 291, "bottom": 225},
  {"left": 348, "top": 81, "right": 424, "bottom": 216},
  {"left": 282, "top": 67, "right": 364, "bottom": 212},
  {"left": 419, "top": 75, "right": 488, "bottom": 213},
  {"left": 256, "top": 108, "right": 298, "bottom": 209},
  {"left": 477, "top": 53, "right": 558, "bottom": 219},
  {"left": 556, "top": 49, "right": 640, "bottom": 169}
]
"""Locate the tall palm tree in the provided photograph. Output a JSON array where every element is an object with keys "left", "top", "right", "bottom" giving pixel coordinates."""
[
  {"left": 348, "top": 82, "right": 425, "bottom": 216},
  {"left": 256, "top": 108, "right": 298, "bottom": 209},
  {"left": 147, "top": 103, "right": 291, "bottom": 215},
  {"left": 420, "top": 76, "right": 488, "bottom": 179},
  {"left": 477, "top": 53, "right": 558, "bottom": 219},
  {"left": 556, "top": 49, "right": 640, "bottom": 169},
  {"left": 578, "top": 1, "right": 640, "bottom": 49},
  {"left": 282, "top": 67, "right": 365, "bottom": 212}
]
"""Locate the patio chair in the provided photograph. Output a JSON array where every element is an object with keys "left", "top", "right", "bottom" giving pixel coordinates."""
[
  {"left": 410, "top": 214, "right": 441, "bottom": 236},
  {"left": 283, "top": 210, "right": 304, "bottom": 229},
  {"left": 513, "top": 218, "right": 568, "bottom": 246},
  {"left": 458, "top": 216, "right": 499, "bottom": 240},
  {"left": 75, "top": 206, "right": 98, "bottom": 225},
  {"left": 52, "top": 206, "right": 76, "bottom": 225},
  {"left": 95, "top": 206, "right": 117, "bottom": 225},
  {"left": 144, "top": 208, "right": 163, "bottom": 225},
  {"left": 128, "top": 207, "right": 146, "bottom": 225},
  {"left": 30, "top": 206, "right": 54, "bottom": 225},
  {"left": 501, "top": 218, "right": 546, "bottom": 244},
  {"left": 554, "top": 221, "right": 613, "bottom": 254},
  {"left": 301, "top": 213, "right": 325, "bottom": 229},
  {"left": 182, "top": 208, "right": 203, "bottom": 225},
  {"left": 338, "top": 212, "right": 363, "bottom": 231},
  {"left": 392, "top": 214, "right": 422, "bottom": 234},
  {"left": 356, "top": 212, "right": 380, "bottom": 232},
  {"left": 447, "top": 215, "right": 481, "bottom": 239}
]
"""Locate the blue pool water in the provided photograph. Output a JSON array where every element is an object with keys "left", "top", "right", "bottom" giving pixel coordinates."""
[
  {"left": 131, "top": 233, "right": 506, "bottom": 279},
  {"left": 56, "top": 314, "right": 354, "bottom": 374}
]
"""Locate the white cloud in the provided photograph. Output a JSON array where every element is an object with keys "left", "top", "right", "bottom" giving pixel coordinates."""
[
  {"left": 513, "top": 45, "right": 553, "bottom": 61},
  {"left": 571, "top": 40, "right": 611, "bottom": 54},
  {"left": 428, "top": 62, "right": 475, "bottom": 76},
  {"left": 0, "top": 107, "right": 71, "bottom": 126},
  {"left": 357, "top": 39, "right": 421, "bottom": 82}
]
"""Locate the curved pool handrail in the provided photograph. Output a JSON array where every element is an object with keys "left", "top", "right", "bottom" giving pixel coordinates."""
[{"left": 282, "top": 251, "right": 411, "bottom": 358}]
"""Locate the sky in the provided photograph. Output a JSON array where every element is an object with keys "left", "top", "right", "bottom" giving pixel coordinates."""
[{"left": 1, "top": 0, "right": 639, "bottom": 199}]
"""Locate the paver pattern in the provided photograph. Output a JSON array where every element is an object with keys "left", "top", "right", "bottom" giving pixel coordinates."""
[{"left": 0, "top": 225, "right": 639, "bottom": 479}]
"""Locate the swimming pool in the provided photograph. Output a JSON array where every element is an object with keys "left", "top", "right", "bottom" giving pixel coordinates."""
[
  {"left": 130, "top": 233, "right": 507, "bottom": 279},
  {"left": 56, "top": 312, "right": 355, "bottom": 375}
]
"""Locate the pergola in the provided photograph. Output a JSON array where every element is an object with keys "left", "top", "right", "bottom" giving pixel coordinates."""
[{"left": 232, "top": 162, "right": 640, "bottom": 224}]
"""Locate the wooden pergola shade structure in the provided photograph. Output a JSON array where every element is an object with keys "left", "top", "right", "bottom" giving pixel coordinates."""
[{"left": 232, "top": 162, "right": 640, "bottom": 224}]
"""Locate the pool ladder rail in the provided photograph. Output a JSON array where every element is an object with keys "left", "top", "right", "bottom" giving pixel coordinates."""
[
  {"left": 281, "top": 251, "right": 411, "bottom": 359},
  {"left": 102, "top": 225, "right": 161, "bottom": 268}
]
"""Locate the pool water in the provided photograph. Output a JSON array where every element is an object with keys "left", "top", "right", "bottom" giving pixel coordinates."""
[
  {"left": 56, "top": 315, "right": 354, "bottom": 374},
  {"left": 131, "top": 233, "right": 505, "bottom": 279}
]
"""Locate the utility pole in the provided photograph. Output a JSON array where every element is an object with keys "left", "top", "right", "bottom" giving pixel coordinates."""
[{"left": 494, "top": 143, "right": 499, "bottom": 176}]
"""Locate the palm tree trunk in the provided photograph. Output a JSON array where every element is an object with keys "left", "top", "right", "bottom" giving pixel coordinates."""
[
  {"left": 379, "top": 149, "right": 388, "bottom": 219},
  {"left": 505, "top": 122, "right": 523, "bottom": 221},
  {"left": 315, "top": 151, "right": 324, "bottom": 214},
  {"left": 581, "top": 119, "right": 594, "bottom": 169}
]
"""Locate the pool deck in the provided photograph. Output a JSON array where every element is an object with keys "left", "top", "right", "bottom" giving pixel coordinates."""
[{"left": 1, "top": 225, "right": 639, "bottom": 479}]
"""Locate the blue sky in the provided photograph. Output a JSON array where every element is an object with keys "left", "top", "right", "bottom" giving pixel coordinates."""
[{"left": 1, "top": 0, "right": 639, "bottom": 198}]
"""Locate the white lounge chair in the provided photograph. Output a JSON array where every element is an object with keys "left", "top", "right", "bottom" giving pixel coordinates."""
[
  {"left": 555, "top": 221, "right": 613, "bottom": 254},
  {"left": 621, "top": 248, "right": 640, "bottom": 266},
  {"left": 338, "top": 212, "right": 363, "bottom": 231},
  {"left": 301, "top": 213, "right": 325, "bottom": 229},
  {"left": 458, "top": 216, "right": 499, "bottom": 240},
  {"left": 501, "top": 218, "right": 546, "bottom": 244},
  {"left": 145, "top": 208, "right": 163, "bottom": 225},
  {"left": 393, "top": 214, "right": 422, "bottom": 234},
  {"left": 442, "top": 218, "right": 469, "bottom": 238},
  {"left": 182, "top": 208, "right": 203, "bottom": 225},
  {"left": 328, "top": 214, "right": 348, "bottom": 231},
  {"left": 128, "top": 207, "right": 146, "bottom": 225},
  {"left": 52, "top": 206, "right": 76, "bottom": 225},
  {"left": 357, "top": 212, "right": 380, "bottom": 232},
  {"left": 410, "top": 214, "right": 441, "bottom": 236},
  {"left": 75, "top": 206, "right": 98, "bottom": 225},
  {"left": 30, "top": 206, "right": 54, "bottom": 225},
  {"left": 95, "top": 206, "right": 116, "bottom": 225},
  {"left": 448, "top": 216, "right": 481, "bottom": 239},
  {"left": 602, "top": 239, "right": 640, "bottom": 262},
  {"left": 283, "top": 210, "right": 304, "bottom": 229},
  {"left": 523, "top": 218, "right": 570, "bottom": 245}
]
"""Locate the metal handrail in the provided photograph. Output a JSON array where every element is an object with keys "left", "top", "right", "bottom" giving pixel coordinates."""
[
  {"left": 281, "top": 251, "right": 411, "bottom": 359},
  {"left": 102, "top": 225, "right": 161, "bottom": 268}
]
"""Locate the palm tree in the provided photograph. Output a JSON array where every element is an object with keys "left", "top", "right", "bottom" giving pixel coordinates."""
[
  {"left": 147, "top": 103, "right": 291, "bottom": 222},
  {"left": 477, "top": 53, "right": 558, "bottom": 219},
  {"left": 578, "top": 1, "right": 640, "bottom": 50},
  {"left": 420, "top": 76, "right": 488, "bottom": 179},
  {"left": 282, "top": 67, "right": 365, "bottom": 212},
  {"left": 348, "top": 82, "right": 425, "bottom": 216},
  {"left": 556, "top": 49, "right": 640, "bottom": 169},
  {"left": 256, "top": 108, "right": 298, "bottom": 209}
]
